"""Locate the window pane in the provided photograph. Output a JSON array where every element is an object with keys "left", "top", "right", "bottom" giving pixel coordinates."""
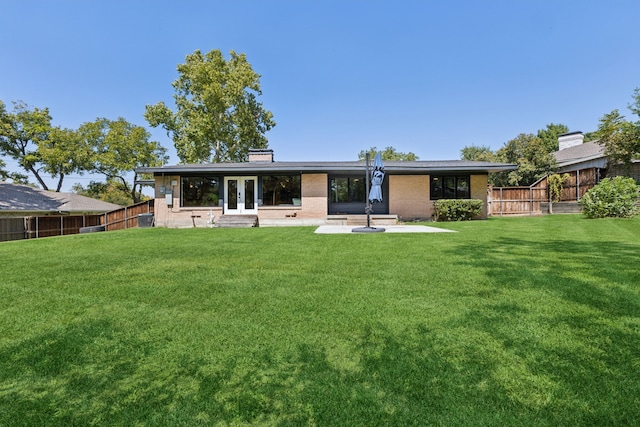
[
  {"left": 431, "top": 176, "right": 443, "bottom": 199},
  {"left": 457, "top": 176, "right": 470, "bottom": 199},
  {"left": 331, "top": 178, "right": 348, "bottom": 203},
  {"left": 349, "top": 177, "right": 366, "bottom": 202},
  {"left": 228, "top": 179, "right": 237, "bottom": 209},
  {"left": 430, "top": 175, "right": 471, "bottom": 200},
  {"left": 262, "top": 175, "right": 301, "bottom": 206},
  {"left": 443, "top": 176, "right": 456, "bottom": 199},
  {"left": 181, "top": 176, "right": 221, "bottom": 207},
  {"left": 245, "top": 179, "right": 255, "bottom": 209}
]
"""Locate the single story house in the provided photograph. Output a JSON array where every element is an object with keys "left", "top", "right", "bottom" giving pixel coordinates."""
[
  {"left": 137, "top": 150, "right": 516, "bottom": 228},
  {"left": 0, "top": 181, "right": 122, "bottom": 217}
]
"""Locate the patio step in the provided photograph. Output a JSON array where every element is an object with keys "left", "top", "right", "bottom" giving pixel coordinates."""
[
  {"left": 215, "top": 215, "right": 258, "bottom": 228},
  {"left": 327, "top": 214, "right": 398, "bottom": 226}
]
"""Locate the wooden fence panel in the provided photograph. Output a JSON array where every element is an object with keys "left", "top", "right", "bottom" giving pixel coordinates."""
[
  {"left": 105, "top": 200, "right": 153, "bottom": 230},
  {"left": 489, "top": 168, "right": 600, "bottom": 216},
  {"left": 0, "top": 218, "right": 26, "bottom": 242},
  {"left": 25, "top": 215, "right": 102, "bottom": 238},
  {"left": 489, "top": 186, "right": 547, "bottom": 216},
  {"left": 2, "top": 200, "right": 154, "bottom": 241},
  {"left": 558, "top": 169, "right": 598, "bottom": 201}
]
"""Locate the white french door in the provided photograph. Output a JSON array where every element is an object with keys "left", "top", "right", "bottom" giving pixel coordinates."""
[{"left": 224, "top": 176, "right": 258, "bottom": 215}]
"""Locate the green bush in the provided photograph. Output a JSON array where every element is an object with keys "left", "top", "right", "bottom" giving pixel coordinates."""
[
  {"left": 433, "top": 199, "right": 483, "bottom": 221},
  {"left": 579, "top": 176, "right": 639, "bottom": 218}
]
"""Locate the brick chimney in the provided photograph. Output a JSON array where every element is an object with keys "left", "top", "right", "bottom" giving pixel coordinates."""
[
  {"left": 248, "top": 148, "right": 274, "bottom": 162},
  {"left": 558, "top": 131, "right": 584, "bottom": 151}
]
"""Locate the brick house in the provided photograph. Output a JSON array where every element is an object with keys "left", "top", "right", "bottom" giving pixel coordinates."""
[{"left": 136, "top": 150, "right": 515, "bottom": 228}]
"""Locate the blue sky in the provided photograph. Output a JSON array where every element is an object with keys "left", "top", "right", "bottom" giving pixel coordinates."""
[{"left": 1, "top": 0, "right": 639, "bottom": 191}]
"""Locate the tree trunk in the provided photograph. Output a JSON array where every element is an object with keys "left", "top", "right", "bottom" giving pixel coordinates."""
[
  {"left": 29, "top": 166, "right": 49, "bottom": 191},
  {"left": 55, "top": 173, "right": 64, "bottom": 192}
]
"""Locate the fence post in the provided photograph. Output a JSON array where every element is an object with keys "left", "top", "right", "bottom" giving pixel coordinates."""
[
  {"left": 499, "top": 187, "right": 503, "bottom": 216},
  {"left": 576, "top": 170, "right": 580, "bottom": 200},
  {"left": 529, "top": 187, "right": 533, "bottom": 215}
]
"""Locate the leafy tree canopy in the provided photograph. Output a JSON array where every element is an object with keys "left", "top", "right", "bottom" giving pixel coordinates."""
[
  {"left": 595, "top": 88, "right": 640, "bottom": 170},
  {"left": 461, "top": 123, "right": 567, "bottom": 187},
  {"left": 145, "top": 49, "right": 276, "bottom": 163},
  {"left": 460, "top": 145, "right": 497, "bottom": 162},
  {"left": 72, "top": 180, "right": 141, "bottom": 207},
  {"left": 0, "top": 100, "right": 85, "bottom": 191},
  {"left": 358, "top": 146, "right": 419, "bottom": 161},
  {"left": 77, "top": 117, "right": 167, "bottom": 203},
  {"left": 536, "top": 123, "right": 569, "bottom": 152},
  {"left": 493, "top": 133, "right": 557, "bottom": 186}
]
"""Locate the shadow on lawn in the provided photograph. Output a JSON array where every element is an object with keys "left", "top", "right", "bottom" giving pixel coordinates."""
[
  {"left": 449, "top": 236, "right": 640, "bottom": 316},
  {"left": 2, "top": 317, "right": 509, "bottom": 425},
  {"left": 440, "top": 236, "right": 640, "bottom": 425},
  {"left": 1, "top": 237, "right": 638, "bottom": 425},
  {"left": 5, "top": 315, "right": 638, "bottom": 425}
]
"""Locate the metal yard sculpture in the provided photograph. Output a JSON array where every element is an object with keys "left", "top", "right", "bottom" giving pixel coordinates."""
[{"left": 353, "top": 152, "right": 386, "bottom": 233}]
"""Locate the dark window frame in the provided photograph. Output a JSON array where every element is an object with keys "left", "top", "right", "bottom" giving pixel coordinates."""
[
  {"left": 180, "top": 176, "right": 222, "bottom": 207},
  {"left": 329, "top": 176, "right": 366, "bottom": 203},
  {"left": 259, "top": 174, "right": 301, "bottom": 206},
  {"left": 430, "top": 175, "right": 471, "bottom": 200}
]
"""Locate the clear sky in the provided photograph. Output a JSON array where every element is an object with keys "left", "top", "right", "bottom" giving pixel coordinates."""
[{"left": 1, "top": 0, "right": 639, "bottom": 191}]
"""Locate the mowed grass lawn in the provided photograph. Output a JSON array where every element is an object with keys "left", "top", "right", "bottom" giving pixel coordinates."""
[{"left": 1, "top": 215, "right": 639, "bottom": 426}]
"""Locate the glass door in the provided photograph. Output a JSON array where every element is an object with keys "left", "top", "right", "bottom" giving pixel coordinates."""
[{"left": 224, "top": 177, "right": 258, "bottom": 214}]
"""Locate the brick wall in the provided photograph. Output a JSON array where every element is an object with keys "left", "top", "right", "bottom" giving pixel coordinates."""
[
  {"left": 470, "top": 174, "right": 489, "bottom": 218},
  {"left": 152, "top": 175, "right": 221, "bottom": 228},
  {"left": 298, "top": 174, "right": 328, "bottom": 218},
  {"left": 389, "top": 175, "right": 431, "bottom": 220}
]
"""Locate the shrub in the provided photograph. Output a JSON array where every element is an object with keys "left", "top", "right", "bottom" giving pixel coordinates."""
[
  {"left": 579, "top": 176, "right": 639, "bottom": 218},
  {"left": 548, "top": 173, "right": 571, "bottom": 202},
  {"left": 433, "top": 199, "right": 483, "bottom": 221}
]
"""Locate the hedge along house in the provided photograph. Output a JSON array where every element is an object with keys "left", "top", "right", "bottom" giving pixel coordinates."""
[{"left": 136, "top": 149, "right": 516, "bottom": 228}]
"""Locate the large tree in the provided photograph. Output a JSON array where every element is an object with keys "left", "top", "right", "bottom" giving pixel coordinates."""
[
  {"left": 0, "top": 100, "right": 85, "bottom": 191},
  {"left": 77, "top": 117, "right": 168, "bottom": 203},
  {"left": 461, "top": 123, "right": 567, "bottom": 187},
  {"left": 494, "top": 133, "right": 557, "bottom": 186},
  {"left": 595, "top": 88, "right": 640, "bottom": 170},
  {"left": 145, "top": 49, "right": 276, "bottom": 163},
  {"left": 537, "top": 123, "right": 569, "bottom": 152},
  {"left": 358, "top": 146, "right": 419, "bottom": 161},
  {"left": 72, "top": 180, "right": 137, "bottom": 207}
]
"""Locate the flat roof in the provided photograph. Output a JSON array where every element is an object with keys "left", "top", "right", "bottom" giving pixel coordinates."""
[{"left": 137, "top": 160, "right": 517, "bottom": 175}]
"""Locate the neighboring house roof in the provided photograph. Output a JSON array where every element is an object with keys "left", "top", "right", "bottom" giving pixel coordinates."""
[
  {"left": 0, "top": 182, "right": 122, "bottom": 214},
  {"left": 552, "top": 141, "right": 608, "bottom": 172},
  {"left": 138, "top": 159, "right": 516, "bottom": 175}
]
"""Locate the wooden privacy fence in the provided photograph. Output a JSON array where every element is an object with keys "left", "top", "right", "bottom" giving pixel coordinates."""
[
  {"left": 489, "top": 168, "right": 599, "bottom": 216},
  {"left": 488, "top": 185, "right": 547, "bottom": 216},
  {"left": 0, "top": 217, "right": 27, "bottom": 242},
  {"left": 103, "top": 200, "right": 154, "bottom": 231},
  {"left": 0, "top": 200, "right": 154, "bottom": 241}
]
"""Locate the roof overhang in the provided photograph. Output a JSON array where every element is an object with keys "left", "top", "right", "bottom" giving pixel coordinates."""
[{"left": 137, "top": 160, "right": 517, "bottom": 176}]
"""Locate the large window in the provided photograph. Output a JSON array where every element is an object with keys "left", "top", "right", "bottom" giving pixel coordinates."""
[
  {"left": 430, "top": 175, "right": 470, "bottom": 200},
  {"left": 330, "top": 177, "right": 366, "bottom": 203},
  {"left": 261, "top": 175, "right": 301, "bottom": 206},
  {"left": 181, "top": 176, "right": 221, "bottom": 207}
]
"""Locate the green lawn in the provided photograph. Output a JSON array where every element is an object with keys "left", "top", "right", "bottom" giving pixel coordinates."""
[{"left": 1, "top": 216, "right": 639, "bottom": 426}]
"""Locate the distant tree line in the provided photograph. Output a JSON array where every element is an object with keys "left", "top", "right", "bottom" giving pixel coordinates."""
[
  {"left": 461, "top": 87, "right": 640, "bottom": 187},
  {"left": 0, "top": 49, "right": 276, "bottom": 205}
]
